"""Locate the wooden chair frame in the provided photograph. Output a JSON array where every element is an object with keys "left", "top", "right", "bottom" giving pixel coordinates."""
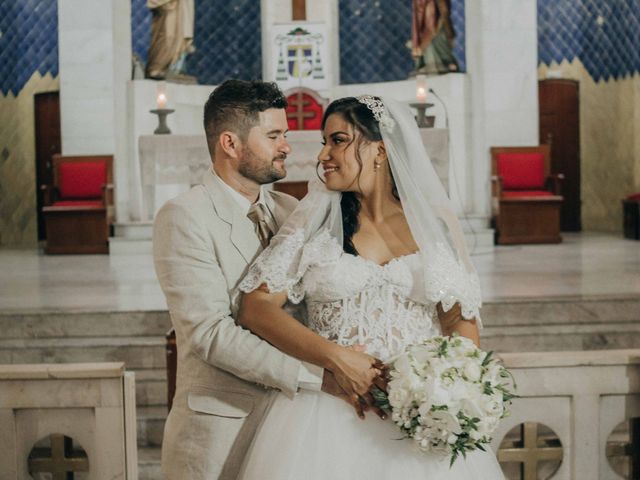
[
  {"left": 491, "top": 145, "right": 564, "bottom": 245},
  {"left": 42, "top": 155, "right": 114, "bottom": 254}
]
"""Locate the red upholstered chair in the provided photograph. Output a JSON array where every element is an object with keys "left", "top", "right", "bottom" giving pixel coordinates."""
[
  {"left": 491, "top": 145, "right": 563, "bottom": 244},
  {"left": 284, "top": 87, "right": 328, "bottom": 131},
  {"left": 42, "top": 155, "right": 114, "bottom": 254}
]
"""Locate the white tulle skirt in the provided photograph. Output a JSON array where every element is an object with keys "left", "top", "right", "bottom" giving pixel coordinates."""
[{"left": 238, "top": 390, "right": 505, "bottom": 480}]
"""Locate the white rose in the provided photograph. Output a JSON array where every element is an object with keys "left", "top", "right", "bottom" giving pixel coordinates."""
[
  {"left": 431, "top": 410, "right": 462, "bottom": 435},
  {"left": 429, "top": 380, "right": 452, "bottom": 406},
  {"left": 394, "top": 355, "right": 412, "bottom": 376},
  {"left": 388, "top": 385, "right": 411, "bottom": 408},
  {"left": 463, "top": 361, "right": 482, "bottom": 382}
]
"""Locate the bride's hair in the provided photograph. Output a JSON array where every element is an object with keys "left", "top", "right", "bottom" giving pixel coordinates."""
[{"left": 321, "top": 97, "right": 397, "bottom": 256}]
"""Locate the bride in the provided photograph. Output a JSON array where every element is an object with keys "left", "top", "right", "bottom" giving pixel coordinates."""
[{"left": 235, "top": 96, "right": 505, "bottom": 479}]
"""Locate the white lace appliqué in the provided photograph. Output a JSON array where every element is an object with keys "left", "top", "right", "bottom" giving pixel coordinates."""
[
  {"left": 238, "top": 228, "right": 342, "bottom": 304},
  {"left": 239, "top": 230, "right": 482, "bottom": 361},
  {"left": 423, "top": 243, "right": 483, "bottom": 324}
]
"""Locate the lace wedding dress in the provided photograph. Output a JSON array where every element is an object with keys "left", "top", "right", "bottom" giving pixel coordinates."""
[{"left": 237, "top": 230, "right": 505, "bottom": 480}]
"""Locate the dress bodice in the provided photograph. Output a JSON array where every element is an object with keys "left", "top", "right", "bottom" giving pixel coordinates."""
[
  {"left": 240, "top": 229, "right": 442, "bottom": 361},
  {"left": 304, "top": 251, "right": 441, "bottom": 361}
]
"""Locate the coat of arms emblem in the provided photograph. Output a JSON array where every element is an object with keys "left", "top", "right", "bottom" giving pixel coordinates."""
[{"left": 275, "top": 27, "right": 325, "bottom": 84}]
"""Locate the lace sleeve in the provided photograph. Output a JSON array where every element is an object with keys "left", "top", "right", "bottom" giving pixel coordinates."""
[
  {"left": 239, "top": 228, "right": 342, "bottom": 304},
  {"left": 422, "top": 243, "right": 483, "bottom": 327}
]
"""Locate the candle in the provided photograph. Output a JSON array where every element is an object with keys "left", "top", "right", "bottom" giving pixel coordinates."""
[
  {"left": 156, "top": 81, "right": 168, "bottom": 109},
  {"left": 157, "top": 92, "right": 167, "bottom": 109},
  {"left": 416, "top": 74, "right": 427, "bottom": 103}
]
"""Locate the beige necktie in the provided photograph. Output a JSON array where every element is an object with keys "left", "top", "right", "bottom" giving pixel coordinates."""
[{"left": 247, "top": 203, "right": 274, "bottom": 248}]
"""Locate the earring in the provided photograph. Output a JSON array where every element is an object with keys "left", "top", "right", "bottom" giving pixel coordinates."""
[{"left": 374, "top": 162, "right": 381, "bottom": 172}]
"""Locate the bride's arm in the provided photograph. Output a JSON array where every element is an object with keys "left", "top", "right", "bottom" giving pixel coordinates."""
[
  {"left": 437, "top": 302, "right": 480, "bottom": 346},
  {"left": 239, "top": 284, "right": 382, "bottom": 399}
]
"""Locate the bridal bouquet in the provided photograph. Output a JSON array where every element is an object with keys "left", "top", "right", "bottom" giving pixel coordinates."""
[{"left": 373, "top": 334, "right": 516, "bottom": 466}]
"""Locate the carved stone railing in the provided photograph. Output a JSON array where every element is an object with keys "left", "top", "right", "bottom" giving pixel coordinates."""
[
  {"left": 492, "top": 349, "right": 640, "bottom": 480},
  {"left": 0, "top": 362, "right": 138, "bottom": 479}
]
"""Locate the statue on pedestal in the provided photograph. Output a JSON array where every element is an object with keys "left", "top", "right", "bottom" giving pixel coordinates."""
[
  {"left": 409, "top": 0, "right": 459, "bottom": 75},
  {"left": 145, "top": 0, "right": 197, "bottom": 82}
]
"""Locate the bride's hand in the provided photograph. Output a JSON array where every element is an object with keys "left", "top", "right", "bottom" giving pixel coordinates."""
[
  {"left": 327, "top": 345, "right": 382, "bottom": 408},
  {"left": 322, "top": 369, "right": 388, "bottom": 420}
]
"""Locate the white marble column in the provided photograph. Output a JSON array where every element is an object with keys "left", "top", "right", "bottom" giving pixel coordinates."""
[
  {"left": 465, "top": 0, "right": 540, "bottom": 222},
  {"left": 58, "top": 0, "right": 132, "bottom": 223}
]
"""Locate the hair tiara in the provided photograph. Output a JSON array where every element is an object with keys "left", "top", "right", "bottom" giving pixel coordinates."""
[{"left": 356, "top": 95, "right": 395, "bottom": 130}]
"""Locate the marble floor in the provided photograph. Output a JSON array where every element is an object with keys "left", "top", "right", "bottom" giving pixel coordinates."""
[{"left": 0, "top": 233, "right": 638, "bottom": 312}]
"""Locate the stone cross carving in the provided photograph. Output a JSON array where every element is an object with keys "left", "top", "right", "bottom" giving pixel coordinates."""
[
  {"left": 28, "top": 433, "right": 89, "bottom": 480},
  {"left": 286, "top": 91, "right": 316, "bottom": 130},
  {"left": 606, "top": 417, "right": 640, "bottom": 478},
  {"left": 498, "top": 422, "right": 563, "bottom": 480}
]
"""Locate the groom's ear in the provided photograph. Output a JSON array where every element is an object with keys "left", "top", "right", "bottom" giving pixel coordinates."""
[{"left": 219, "top": 131, "right": 242, "bottom": 159}]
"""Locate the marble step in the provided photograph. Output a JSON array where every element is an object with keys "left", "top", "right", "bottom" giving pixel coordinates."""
[
  {"left": 481, "top": 296, "right": 640, "bottom": 326},
  {"left": 0, "top": 336, "right": 166, "bottom": 369},
  {"left": 138, "top": 447, "right": 162, "bottom": 480},
  {"left": 481, "top": 296, "right": 640, "bottom": 352},
  {"left": 109, "top": 236, "right": 153, "bottom": 255},
  {"left": 113, "top": 221, "right": 153, "bottom": 239},
  {"left": 138, "top": 406, "right": 167, "bottom": 448},
  {"left": 0, "top": 310, "right": 171, "bottom": 339}
]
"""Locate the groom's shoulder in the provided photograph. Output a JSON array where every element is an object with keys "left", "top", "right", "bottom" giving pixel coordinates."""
[
  {"left": 268, "top": 189, "right": 298, "bottom": 214},
  {"left": 155, "top": 184, "right": 211, "bottom": 223}
]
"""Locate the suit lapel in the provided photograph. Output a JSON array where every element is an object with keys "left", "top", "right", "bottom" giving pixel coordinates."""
[{"left": 202, "top": 170, "right": 260, "bottom": 264}]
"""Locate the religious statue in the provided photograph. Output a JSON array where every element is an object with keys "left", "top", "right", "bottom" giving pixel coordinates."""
[
  {"left": 409, "top": 0, "right": 459, "bottom": 75},
  {"left": 145, "top": 0, "right": 197, "bottom": 81}
]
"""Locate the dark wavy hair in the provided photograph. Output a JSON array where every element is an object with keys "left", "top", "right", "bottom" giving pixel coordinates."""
[
  {"left": 203, "top": 80, "right": 287, "bottom": 153},
  {"left": 321, "top": 97, "right": 390, "bottom": 256}
]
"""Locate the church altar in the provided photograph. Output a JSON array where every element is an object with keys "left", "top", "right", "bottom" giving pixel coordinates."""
[{"left": 139, "top": 129, "right": 451, "bottom": 219}]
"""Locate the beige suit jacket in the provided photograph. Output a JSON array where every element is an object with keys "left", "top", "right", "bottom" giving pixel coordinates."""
[{"left": 153, "top": 169, "right": 302, "bottom": 479}]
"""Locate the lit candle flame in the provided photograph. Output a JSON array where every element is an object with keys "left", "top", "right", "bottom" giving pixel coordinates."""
[{"left": 157, "top": 92, "right": 167, "bottom": 109}]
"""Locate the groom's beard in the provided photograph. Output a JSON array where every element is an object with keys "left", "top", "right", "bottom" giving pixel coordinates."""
[{"left": 239, "top": 147, "right": 287, "bottom": 185}]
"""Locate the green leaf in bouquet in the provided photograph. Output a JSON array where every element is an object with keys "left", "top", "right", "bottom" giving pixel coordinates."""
[
  {"left": 483, "top": 381, "right": 494, "bottom": 395},
  {"left": 437, "top": 337, "right": 449, "bottom": 357},
  {"left": 370, "top": 386, "right": 391, "bottom": 412},
  {"left": 481, "top": 350, "right": 494, "bottom": 366}
]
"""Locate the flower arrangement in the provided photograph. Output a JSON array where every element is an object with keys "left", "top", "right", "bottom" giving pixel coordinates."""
[{"left": 373, "top": 334, "right": 517, "bottom": 466}]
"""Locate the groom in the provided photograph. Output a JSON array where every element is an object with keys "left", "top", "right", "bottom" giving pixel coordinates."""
[{"left": 153, "top": 80, "right": 380, "bottom": 480}]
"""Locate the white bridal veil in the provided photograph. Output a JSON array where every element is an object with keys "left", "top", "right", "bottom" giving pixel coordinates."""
[{"left": 239, "top": 96, "right": 482, "bottom": 323}]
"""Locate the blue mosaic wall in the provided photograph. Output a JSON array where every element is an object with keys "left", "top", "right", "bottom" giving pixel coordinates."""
[
  {"left": 338, "top": 0, "right": 466, "bottom": 85},
  {"left": 131, "top": 0, "right": 262, "bottom": 84},
  {"left": 0, "top": 0, "right": 58, "bottom": 96},
  {"left": 538, "top": 0, "right": 640, "bottom": 81}
]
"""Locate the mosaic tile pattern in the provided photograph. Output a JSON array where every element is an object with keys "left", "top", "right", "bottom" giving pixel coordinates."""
[
  {"left": 131, "top": 0, "right": 152, "bottom": 64},
  {"left": 338, "top": 0, "right": 466, "bottom": 85},
  {"left": 0, "top": 72, "right": 59, "bottom": 246},
  {"left": 538, "top": 0, "right": 640, "bottom": 81},
  {"left": 0, "top": 0, "right": 58, "bottom": 96},
  {"left": 131, "top": 0, "right": 262, "bottom": 84}
]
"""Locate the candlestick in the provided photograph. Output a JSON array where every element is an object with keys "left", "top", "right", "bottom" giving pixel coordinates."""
[
  {"left": 409, "top": 102, "right": 435, "bottom": 128},
  {"left": 150, "top": 108, "right": 175, "bottom": 134}
]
